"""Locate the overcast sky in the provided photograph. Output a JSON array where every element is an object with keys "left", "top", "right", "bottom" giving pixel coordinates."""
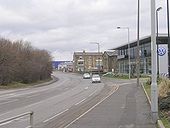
[{"left": 0, "top": 0, "right": 168, "bottom": 61}]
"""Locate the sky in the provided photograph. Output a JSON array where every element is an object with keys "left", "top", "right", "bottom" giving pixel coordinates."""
[{"left": 0, "top": 0, "right": 168, "bottom": 61}]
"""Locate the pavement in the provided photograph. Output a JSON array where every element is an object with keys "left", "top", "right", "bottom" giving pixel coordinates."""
[{"left": 67, "top": 82, "right": 156, "bottom": 128}]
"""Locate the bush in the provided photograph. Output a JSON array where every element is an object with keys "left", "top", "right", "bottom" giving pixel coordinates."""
[
  {"left": 159, "top": 94, "right": 170, "bottom": 110},
  {"left": 159, "top": 79, "right": 170, "bottom": 111},
  {"left": 0, "top": 38, "right": 52, "bottom": 85},
  {"left": 159, "top": 79, "right": 170, "bottom": 98}
]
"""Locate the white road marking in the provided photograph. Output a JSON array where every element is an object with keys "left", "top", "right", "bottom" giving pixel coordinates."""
[
  {"left": 27, "top": 94, "right": 40, "bottom": 98},
  {"left": 88, "top": 91, "right": 96, "bottom": 97},
  {"left": 118, "top": 82, "right": 136, "bottom": 86},
  {"left": 43, "top": 109, "right": 69, "bottom": 123},
  {"left": 25, "top": 126, "right": 32, "bottom": 128},
  {"left": 75, "top": 98, "right": 86, "bottom": 106},
  {"left": 0, "top": 99, "right": 19, "bottom": 105},
  {"left": 84, "top": 87, "right": 88, "bottom": 90},
  {"left": 64, "top": 86, "right": 119, "bottom": 128},
  {"left": 0, "top": 93, "right": 17, "bottom": 99}
]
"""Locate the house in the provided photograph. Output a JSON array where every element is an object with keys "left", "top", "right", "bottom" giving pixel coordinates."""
[
  {"left": 102, "top": 51, "right": 117, "bottom": 73},
  {"left": 73, "top": 51, "right": 103, "bottom": 73}
]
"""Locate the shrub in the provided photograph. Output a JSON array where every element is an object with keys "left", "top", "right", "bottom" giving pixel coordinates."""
[
  {"left": 159, "top": 79, "right": 170, "bottom": 98},
  {"left": 159, "top": 79, "right": 170, "bottom": 110},
  {"left": 159, "top": 94, "right": 170, "bottom": 110}
]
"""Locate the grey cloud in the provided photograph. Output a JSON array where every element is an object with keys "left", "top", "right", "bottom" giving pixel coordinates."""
[{"left": 0, "top": 0, "right": 168, "bottom": 61}]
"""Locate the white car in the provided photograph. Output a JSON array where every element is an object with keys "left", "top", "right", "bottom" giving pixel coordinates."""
[
  {"left": 83, "top": 73, "right": 91, "bottom": 79},
  {"left": 91, "top": 74, "right": 101, "bottom": 83}
]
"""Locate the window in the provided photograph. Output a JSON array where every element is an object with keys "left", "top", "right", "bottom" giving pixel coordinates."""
[{"left": 78, "top": 61, "right": 84, "bottom": 65}]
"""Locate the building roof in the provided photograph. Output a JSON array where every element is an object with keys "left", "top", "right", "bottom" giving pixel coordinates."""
[
  {"left": 74, "top": 52, "right": 103, "bottom": 56},
  {"left": 111, "top": 34, "right": 168, "bottom": 50},
  {"left": 104, "top": 51, "right": 117, "bottom": 56}
]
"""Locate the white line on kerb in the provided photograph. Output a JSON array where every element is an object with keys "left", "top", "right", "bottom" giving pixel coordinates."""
[
  {"left": 43, "top": 109, "right": 69, "bottom": 123},
  {"left": 75, "top": 98, "right": 86, "bottom": 106},
  {"left": 64, "top": 86, "right": 119, "bottom": 128}
]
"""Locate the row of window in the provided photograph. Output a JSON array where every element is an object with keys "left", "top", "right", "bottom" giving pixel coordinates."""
[{"left": 118, "top": 43, "right": 151, "bottom": 58}]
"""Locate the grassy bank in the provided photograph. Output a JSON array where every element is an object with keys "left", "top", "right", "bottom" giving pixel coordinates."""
[
  {"left": 143, "top": 79, "right": 170, "bottom": 128},
  {"left": 0, "top": 78, "right": 52, "bottom": 89}
]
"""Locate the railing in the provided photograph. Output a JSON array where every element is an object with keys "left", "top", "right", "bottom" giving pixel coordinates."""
[{"left": 0, "top": 111, "right": 34, "bottom": 128}]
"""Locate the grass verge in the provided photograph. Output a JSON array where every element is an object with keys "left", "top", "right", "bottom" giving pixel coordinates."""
[
  {"left": 143, "top": 80, "right": 170, "bottom": 128},
  {"left": 0, "top": 78, "right": 52, "bottom": 89}
]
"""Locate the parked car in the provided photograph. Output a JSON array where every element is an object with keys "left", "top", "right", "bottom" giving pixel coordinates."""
[
  {"left": 91, "top": 74, "right": 101, "bottom": 83},
  {"left": 83, "top": 73, "right": 91, "bottom": 79}
]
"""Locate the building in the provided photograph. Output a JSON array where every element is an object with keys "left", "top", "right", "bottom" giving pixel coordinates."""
[
  {"left": 52, "top": 61, "right": 70, "bottom": 69},
  {"left": 58, "top": 61, "right": 73, "bottom": 72},
  {"left": 102, "top": 51, "right": 117, "bottom": 73},
  {"left": 112, "top": 35, "right": 168, "bottom": 76},
  {"left": 73, "top": 51, "right": 103, "bottom": 73}
]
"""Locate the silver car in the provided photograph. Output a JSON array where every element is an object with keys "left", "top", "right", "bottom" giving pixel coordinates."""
[
  {"left": 83, "top": 73, "right": 91, "bottom": 79},
  {"left": 91, "top": 74, "right": 101, "bottom": 83}
]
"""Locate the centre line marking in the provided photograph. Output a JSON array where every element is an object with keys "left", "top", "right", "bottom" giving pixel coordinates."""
[
  {"left": 75, "top": 98, "right": 86, "bottom": 106},
  {"left": 64, "top": 86, "right": 119, "bottom": 128},
  {"left": 84, "top": 87, "right": 88, "bottom": 90},
  {"left": 88, "top": 91, "right": 96, "bottom": 97},
  {"left": 43, "top": 109, "right": 69, "bottom": 123}
]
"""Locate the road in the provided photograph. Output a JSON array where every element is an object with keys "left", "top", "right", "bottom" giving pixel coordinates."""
[
  {"left": 0, "top": 71, "right": 116, "bottom": 128},
  {"left": 0, "top": 71, "right": 155, "bottom": 128}
]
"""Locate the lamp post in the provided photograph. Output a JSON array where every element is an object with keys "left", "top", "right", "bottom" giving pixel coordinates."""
[
  {"left": 137, "top": 0, "right": 140, "bottom": 87},
  {"left": 156, "top": 7, "right": 162, "bottom": 78},
  {"left": 151, "top": 0, "right": 158, "bottom": 122},
  {"left": 117, "top": 26, "right": 131, "bottom": 79},
  {"left": 166, "top": 0, "right": 170, "bottom": 78},
  {"left": 91, "top": 42, "right": 100, "bottom": 75}
]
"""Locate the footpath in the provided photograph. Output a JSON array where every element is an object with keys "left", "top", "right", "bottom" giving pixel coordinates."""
[{"left": 67, "top": 82, "right": 156, "bottom": 128}]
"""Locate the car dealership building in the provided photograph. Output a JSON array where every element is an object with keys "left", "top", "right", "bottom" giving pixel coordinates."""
[{"left": 112, "top": 35, "right": 168, "bottom": 76}]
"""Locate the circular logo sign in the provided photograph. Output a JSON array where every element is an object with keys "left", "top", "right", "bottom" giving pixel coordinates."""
[{"left": 157, "top": 47, "right": 166, "bottom": 56}]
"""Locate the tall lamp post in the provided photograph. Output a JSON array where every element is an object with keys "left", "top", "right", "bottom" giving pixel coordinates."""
[
  {"left": 156, "top": 7, "right": 162, "bottom": 78},
  {"left": 117, "top": 26, "right": 131, "bottom": 79},
  {"left": 91, "top": 42, "right": 100, "bottom": 75},
  {"left": 151, "top": 0, "right": 158, "bottom": 122},
  {"left": 166, "top": 0, "right": 170, "bottom": 78},
  {"left": 137, "top": 0, "right": 140, "bottom": 87}
]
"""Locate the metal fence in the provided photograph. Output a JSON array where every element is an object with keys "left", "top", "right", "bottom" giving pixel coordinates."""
[{"left": 0, "top": 111, "right": 33, "bottom": 128}]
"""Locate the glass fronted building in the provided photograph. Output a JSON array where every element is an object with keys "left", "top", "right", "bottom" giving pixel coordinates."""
[{"left": 112, "top": 35, "right": 168, "bottom": 76}]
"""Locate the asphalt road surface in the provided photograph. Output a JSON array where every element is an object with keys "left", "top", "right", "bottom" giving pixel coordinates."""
[{"left": 0, "top": 71, "right": 155, "bottom": 128}]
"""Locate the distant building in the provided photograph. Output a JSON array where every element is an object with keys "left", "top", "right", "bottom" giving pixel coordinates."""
[
  {"left": 52, "top": 61, "right": 73, "bottom": 72},
  {"left": 58, "top": 61, "right": 73, "bottom": 72},
  {"left": 73, "top": 51, "right": 103, "bottom": 73},
  {"left": 102, "top": 51, "right": 117, "bottom": 73},
  {"left": 111, "top": 35, "right": 168, "bottom": 77},
  {"left": 52, "top": 61, "right": 68, "bottom": 69}
]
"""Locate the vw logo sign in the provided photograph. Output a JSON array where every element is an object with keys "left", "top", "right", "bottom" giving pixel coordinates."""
[{"left": 157, "top": 47, "right": 166, "bottom": 56}]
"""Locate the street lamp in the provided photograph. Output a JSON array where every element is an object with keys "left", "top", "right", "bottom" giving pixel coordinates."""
[
  {"left": 117, "top": 26, "right": 131, "bottom": 79},
  {"left": 166, "top": 0, "right": 170, "bottom": 78},
  {"left": 151, "top": 0, "right": 158, "bottom": 122},
  {"left": 90, "top": 42, "right": 100, "bottom": 75},
  {"left": 137, "top": 0, "right": 140, "bottom": 87},
  {"left": 156, "top": 7, "right": 162, "bottom": 78}
]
